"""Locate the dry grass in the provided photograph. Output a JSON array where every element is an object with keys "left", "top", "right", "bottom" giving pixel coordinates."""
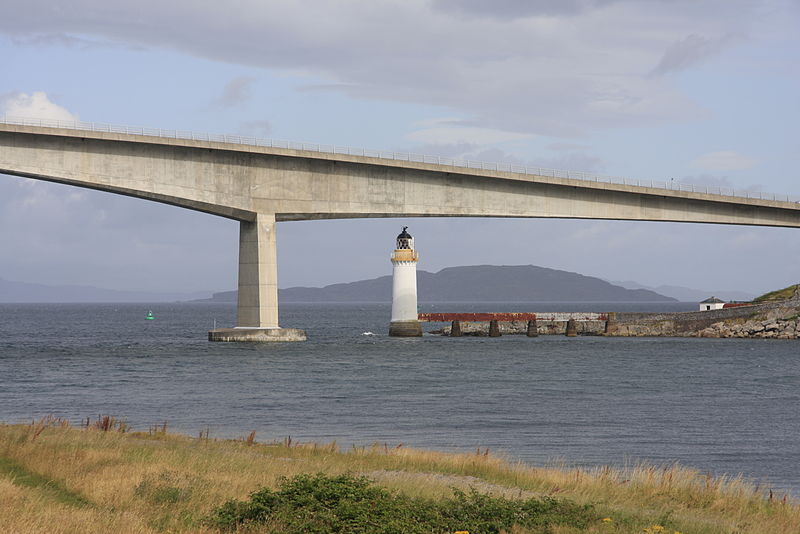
[
  {"left": 753, "top": 284, "right": 799, "bottom": 303},
  {"left": 0, "top": 417, "right": 798, "bottom": 533}
]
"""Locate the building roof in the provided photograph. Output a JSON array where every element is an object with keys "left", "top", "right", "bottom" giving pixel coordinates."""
[
  {"left": 397, "top": 226, "right": 412, "bottom": 239},
  {"left": 700, "top": 296, "right": 725, "bottom": 303}
]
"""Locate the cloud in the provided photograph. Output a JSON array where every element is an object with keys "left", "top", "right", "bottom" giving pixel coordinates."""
[
  {"left": 690, "top": 151, "right": 756, "bottom": 171},
  {"left": 678, "top": 174, "right": 764, "bottom": 195},
  {"left": 214, "top": 76, "right": 256, "bottom": 107},
  {"left": 397, "top": 142, "right": 478, "bottom": 160},
  {"left": 461, "top": 147, "right": 526, "bottom": 165},
  {"left": 400, "top": 139, "right": 606, "bottom": 174},
  {"left": 0, "top": 0, "right": 772, "bottom": 137},
  {"left": 650, "top": 33, "right": 743, "bottom": 77},
  {"left": 277, "top": 216, "right": 800, "bottom": 295},
  {"left": 407, "top": 119, "right": 532, "bottom": 145},
  {"left": 431, "top": 0, "right": 617, "bottom": 19},
  {"left": 1, "top": 91, "right": 79, "bottom": 121},
  {"left": 11, "top": 32, "right": 142, "bottom": 51},
  {"left": 411, "top": 143, "right": 607, "bottom": 174},
  {"left": 546, "top": 142, "right": 591, "bottom": 152},
  {"left": 529, "top": 153, "right": 606, "bottom": 173},
  {"left": 678, "top": 174, "right": 734, "bottom": 188},
  {"left": 0, "top": 176, "right": 238, "bottom": 292},
  {"left": 239, "top": 120, "right": 272, "bottom": 136}
]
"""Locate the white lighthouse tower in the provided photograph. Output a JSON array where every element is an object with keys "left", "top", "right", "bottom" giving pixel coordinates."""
[{"left": 389, "top": 226, "right": 422, "bottom": 337}]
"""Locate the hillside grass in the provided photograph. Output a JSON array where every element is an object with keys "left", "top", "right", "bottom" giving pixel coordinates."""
[
  {"left": 1, "top": 417, "right": 798, "bottom": 533},
  {"left": 753, "top": 284, "right": 799, "bottom": 303}
]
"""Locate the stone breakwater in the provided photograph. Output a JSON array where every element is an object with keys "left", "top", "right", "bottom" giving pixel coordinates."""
[
  {"left": 608, "top": 299, "right": 800, "bottom": 339},
  {"left": 696, "top": 310, "right": 800, "bottom": 339},
  {"left": 428, "top": 292, "right": 800, "bottom": 339}
]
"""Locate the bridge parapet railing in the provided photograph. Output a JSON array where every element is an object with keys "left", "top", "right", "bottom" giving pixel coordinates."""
[{"left": 2, "top": 115, "right": 797, "bottom": 204}]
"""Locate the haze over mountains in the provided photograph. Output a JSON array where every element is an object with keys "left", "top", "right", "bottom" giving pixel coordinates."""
[
  {"left": 204, "top": 265, "right": 678, "bottom": 303},
  {"left": 2, "top": 264, "right": 757, "bottom": 304},
  {"left": 0, "top": 277, "right": 208, "bottom": 303},
  {"left": 608, "top": 280, "right": 756, "bottom": 303}
]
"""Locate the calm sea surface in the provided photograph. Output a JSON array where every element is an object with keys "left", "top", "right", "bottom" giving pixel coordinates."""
[{"left": 1, "top": 302, "right": 798, "bottom": 495}]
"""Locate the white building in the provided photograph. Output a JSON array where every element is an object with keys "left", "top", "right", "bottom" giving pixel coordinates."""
[
  {"left": 700, "top": 296, "right": 726, "bottom": 311},
  {"left": 389, "top": 227, "right": 422, "bottom": 336}
]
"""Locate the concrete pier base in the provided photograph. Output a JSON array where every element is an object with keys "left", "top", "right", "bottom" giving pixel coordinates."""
[
  {"left": 209, "top": 327, "right": 307, "bottom": 342},
  {"left": 526, "top": 319, "right": 538, "bottom": 337},
  {"left": 565, "top": 318, "right": 578, "bottom": 337},
  {"left": 450, "top": 320, "right": 462, "bottom": 337},
  {"left": 389, "top": 320, "right": 422, "bottom": 337},
  {"left": 604, "top": 312, "right": 618, "bottom": 335},
  {"left": 488, "top": 319, "right": 501, "bottom": 337}
]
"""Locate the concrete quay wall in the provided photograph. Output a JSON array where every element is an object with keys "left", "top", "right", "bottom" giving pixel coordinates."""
[
  {"left": 434, "top": 320, "right": 607, "bottom": 336},
  {"left": 430, "top": 297, "right": 800, "bottom": 338}
]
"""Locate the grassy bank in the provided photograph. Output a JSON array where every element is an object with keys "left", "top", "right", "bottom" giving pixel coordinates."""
[
  {"left": 0, "top": 417, "right": 797, "bottom": 533},
  {"left": 753, "top": 284, "right": 799, "bottom": 303}
]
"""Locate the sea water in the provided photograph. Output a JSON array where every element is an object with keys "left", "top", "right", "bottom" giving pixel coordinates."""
[{"left": 0, "top": 302, "right": 798, "bottom": 495}]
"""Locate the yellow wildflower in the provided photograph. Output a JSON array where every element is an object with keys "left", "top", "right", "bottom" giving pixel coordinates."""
[{"left": 602, "top": 517, "right": 613, "bottom": 522}]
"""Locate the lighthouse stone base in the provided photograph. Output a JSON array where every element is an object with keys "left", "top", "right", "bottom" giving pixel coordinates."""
[
  {"left": 208, "top": 327, "right": 307, "bottom": 342},
  {"left": 389, "top": 320, "right": 423, "bottom": 337}
]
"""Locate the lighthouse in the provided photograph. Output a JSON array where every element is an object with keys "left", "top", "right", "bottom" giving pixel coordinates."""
[{"left": 389, "top": 226, "right": 422, "bottom": 337}]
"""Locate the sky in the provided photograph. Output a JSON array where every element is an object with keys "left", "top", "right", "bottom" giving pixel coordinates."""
[{"left": 0, "top": 0, "right": 799, "bottom": 295}]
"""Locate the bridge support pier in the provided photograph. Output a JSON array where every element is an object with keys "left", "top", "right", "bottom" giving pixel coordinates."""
[{"left": 209, "top": 213, "right": 306, "bottom": 342}]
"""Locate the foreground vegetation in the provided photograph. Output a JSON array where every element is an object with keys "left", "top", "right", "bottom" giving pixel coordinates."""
[
  {"left": 1, "top": 417, "right": 798, "bottom": 533},
  {"left": 208, "top": 472, "right": 596, "bottom": 533}
]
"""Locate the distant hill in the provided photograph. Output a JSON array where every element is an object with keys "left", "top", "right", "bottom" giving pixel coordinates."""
[
  {"left": 753, "top": 284, "right": 799, "bottom": 303},
  {"left": 609, "top": 280, "right": 756, "bottom": 302},
  {"left": 203, "top": 265, "right": 676, "bottom": 303},
  {"left": 0, "top": 277, "right": 210, "bottom": 303}
]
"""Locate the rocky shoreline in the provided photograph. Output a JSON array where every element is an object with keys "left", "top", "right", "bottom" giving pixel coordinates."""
[{"left": 696, "top": 307, "right": 800, "bottom": 339}]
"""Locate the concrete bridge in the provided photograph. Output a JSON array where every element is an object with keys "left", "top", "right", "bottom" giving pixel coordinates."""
[{"left": 2, "top": 120, "right": 799, "bottom": 340}]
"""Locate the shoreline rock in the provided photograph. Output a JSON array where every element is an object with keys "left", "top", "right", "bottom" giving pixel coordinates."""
[{"left": 696, "top": 310, "right": 799, "bottom": 339}]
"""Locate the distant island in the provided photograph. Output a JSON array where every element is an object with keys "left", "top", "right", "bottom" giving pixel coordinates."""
[
  {"left": 0, "top": 277, "right": 209, "bottom": 303},
  {"left": 608, "top": 280, "right": 755, "bottom": 303},
  {"left": 201, "top": 264, "right": 677, "bottom": 303}
]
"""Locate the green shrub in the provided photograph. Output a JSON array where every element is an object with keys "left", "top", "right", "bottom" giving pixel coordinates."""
[
  {"left": 207, "top": 473, "right": 597, "bottom": 533},
  {"left": 134, "top": 470, "right": 195, "bottom": 505}
]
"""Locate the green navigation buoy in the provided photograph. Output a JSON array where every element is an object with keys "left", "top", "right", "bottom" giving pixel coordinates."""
[{"left": 146, "top": 310, "right": 155, "bottom": 320}]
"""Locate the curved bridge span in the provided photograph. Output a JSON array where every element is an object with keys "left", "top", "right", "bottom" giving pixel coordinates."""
[{"left": 2, "top": 122, "right": 799, "bottom": 339}]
